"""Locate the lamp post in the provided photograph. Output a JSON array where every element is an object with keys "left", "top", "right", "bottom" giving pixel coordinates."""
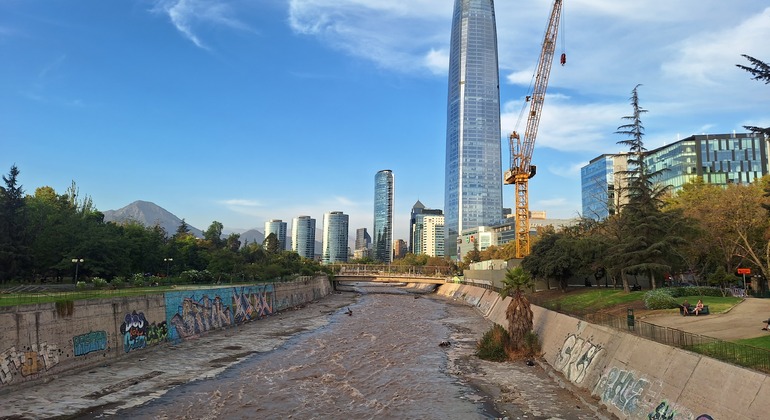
[
  {"left": 164, "top": 258, "right": 173, "bottom": 277},
  {"left": 71, "top": 258, "right": 84, "bottom": 282}
]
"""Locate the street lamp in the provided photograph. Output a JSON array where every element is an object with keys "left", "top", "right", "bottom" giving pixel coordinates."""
[
  {"left": 164, "top": 258, "right": 173, "bottom": 277},
  {"left": 71, "top": 258, "right": 84, "bottom": 282}
]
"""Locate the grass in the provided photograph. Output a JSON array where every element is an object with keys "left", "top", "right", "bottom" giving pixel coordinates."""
[{"left": 529, "top": 288, "right": 646, "bottom": 314}]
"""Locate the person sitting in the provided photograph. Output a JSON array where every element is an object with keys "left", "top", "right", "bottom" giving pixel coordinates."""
[
  {"left": 680, "top": 300, "right": 691, "bottom": 316},
  {"left": 693, "top": 299, "right": 704, "bottom": 316},
  {"left": 762, "top": 318, "right": 770, "bottom": 331}
]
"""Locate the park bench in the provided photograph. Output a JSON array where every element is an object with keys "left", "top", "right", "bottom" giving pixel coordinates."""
[{"left": 679, "top": 305, "right": 709, "bottom": 316}]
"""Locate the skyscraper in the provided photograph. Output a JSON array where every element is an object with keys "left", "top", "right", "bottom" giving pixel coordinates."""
[
  {"left": 292, "top": 215, "right": 316, "bottom": 259},
  {"left": 322, "top": 211, "right": 349, "bottom": 264},
  {"left": 355, "top": 228, "right": 371, "bottom": 253},
  {"left": 444, "top": 0, "right": 504, "bottom": 260},
  {"left": 264, "top": 219, "right": 287, "bottom": 251},
  {"left": 409, "top": 200, "right": 443, "bottom": 255},
  {"left": 373, "top": 170, "right": 394, "bottom": 263}
]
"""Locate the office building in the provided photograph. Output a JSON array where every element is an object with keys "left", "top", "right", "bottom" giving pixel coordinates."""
[
  {"left": 291, "top": 216, "right": 316, "bottom": 259},
  {"left": 582, "top": 133, "right": 769, "bottom": 220},
  {"left": 322, "top": 211, "right": 349, "bottom": 264},
  {"left": 373, "top": 170, "right": 394, "bottom": 263},
  {"left": 409, "top": 200, "right": 443, "bottom": 254},
  {"left": 422, "top": 214, "right": 445, "bottom": 257},
  {"left": 444, "top": 0, "right": 504, "bottom": 260},
  {"left": 264, "top": 219, "right": 287, "bottom": 251},
  {"left": 355, "top": 228, "right": 371, "bottom": 253},
  {"left": 393, "top": 239, "right": 407, "bottom": 260}
]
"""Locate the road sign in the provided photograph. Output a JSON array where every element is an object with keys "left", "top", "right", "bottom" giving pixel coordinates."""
[{"left": 737, "top": 268, "right": 751, "bottom": 275}]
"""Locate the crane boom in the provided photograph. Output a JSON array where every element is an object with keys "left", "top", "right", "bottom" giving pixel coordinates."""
[{"left": 504, "top": 0, "right": 563, "bottom": 259}]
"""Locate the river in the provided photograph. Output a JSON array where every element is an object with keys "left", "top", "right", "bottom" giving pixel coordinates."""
[{"left": 85, "top": 283, "right": 611, "bottom": 419}]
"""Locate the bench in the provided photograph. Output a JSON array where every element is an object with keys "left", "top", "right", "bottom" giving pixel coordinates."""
[{"left": 679, "top": 305, "right": 709, "bottom": 316}]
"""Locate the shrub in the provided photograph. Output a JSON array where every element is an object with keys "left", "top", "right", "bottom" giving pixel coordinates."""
[
  {"left": 91, "top": 277, "right": 108, "bottom": 289},
  {"left": 76, "top": 281, "right": 87, "bottom": 290},
  {"left": 111, "top": 277, "right": 126, "bottom": 289},
  {"left": 522, "top": 331, "right": 541, "bottom": 358},
  {"left": 476, "top": 324, "right": 510, "bottom": 362},
  {"left": 644, "top": 289, "right": 678, "bottom": 309}
]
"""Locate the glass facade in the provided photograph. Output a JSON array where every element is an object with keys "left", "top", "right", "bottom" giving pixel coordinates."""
[
  {"left": 582, "top": 133, "right": 768, "bottom": 220},
  {"left": 264, "top": 219, "right": 287, "bottom": 251},
  {"left": 373, "top": 170, "right": 394, "bottom": 263},
  {"left": 645, "top": 133, "right": 767, "bottom": 190},
  {"left": 291, "top": 216, "right": 316, "bottom": 259},
  {"left": 444, "top": 0, "right": 503, "bottom": 260},
  {"left": 322, "top": 211, "right": 349, "bottom": 264},
  {"left": 355, "top": 227, "right": 371, "bottom": 252}
]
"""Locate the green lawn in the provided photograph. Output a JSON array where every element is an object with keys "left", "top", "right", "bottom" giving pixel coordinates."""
[{"left": 529, "top": 288, "right": 646, "bottom": 314}]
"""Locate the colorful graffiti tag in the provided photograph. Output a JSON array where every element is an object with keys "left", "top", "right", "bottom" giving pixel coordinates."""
[
  {"left": 232, "top": 285, "right": 274, "bottom": 323},
  {"left": 73, "top": 331, "right": 108, "bottom": 356},
  {"left": 120, "top": 311, "right": 150, "bottom": 353},
  {"left": 0, "top": 343, "right": 61, "bottom": 385},
  {"left": 147, "top": 321, "right": 168, "bottom": 346},
  {"left": 168, "top": 293, "right": 233, "bottom": 340},
  {"left": 594, "top": 366, "right": 649, "bottom": 416},
  {"left": 553, "top": 334, "right": 602, "bottom": 384}
]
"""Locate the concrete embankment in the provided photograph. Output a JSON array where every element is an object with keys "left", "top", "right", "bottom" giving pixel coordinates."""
[
  {"left": 0, "top": 276, "right": 332, "bottom": 392},
  {"left": 436, "top": 283, "right": 770, "bottom": 420}
]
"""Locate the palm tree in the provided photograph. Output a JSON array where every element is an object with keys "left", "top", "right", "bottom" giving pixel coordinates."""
[{"left": 499, "top": 266, "right": 534, "bottom": 352}]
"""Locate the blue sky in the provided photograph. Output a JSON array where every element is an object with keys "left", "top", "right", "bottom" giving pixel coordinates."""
[{"left": 2, "top": 0, "right": 769, "bottom": 241}]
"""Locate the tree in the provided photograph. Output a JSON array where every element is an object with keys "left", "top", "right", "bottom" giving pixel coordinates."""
[
  {"left": 174, "top": 219, "right": 191, "bottom": 239},
  {"left": 204, "top": 221, "right": 224, "bottom": 249},
  {"left": 736, "top": 55, "right": 770, "bottom": 138},
  {"left": 263, "top": 233, "right": 280, "bottom": 254},
  {"left": 499, "top": 266, "right": 534, "bottom": 353},
  {"left": 0, "top": 165, "right": 30, "bottom": 282}
]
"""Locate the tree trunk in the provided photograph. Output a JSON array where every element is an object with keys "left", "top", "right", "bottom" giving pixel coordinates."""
[
  {"left": 649, "top": 271, "right": 656, "bottom": 290},
  {"left": 505, "top": 291, "right": 534, "bottom": 351},
  {"left": 621, "top": 271, "right": 630, "bottom": 293}
]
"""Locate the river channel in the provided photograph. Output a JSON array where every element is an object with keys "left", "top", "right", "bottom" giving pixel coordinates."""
[{"left": 89, "top": 283, "right": 610, "bottom": 419}]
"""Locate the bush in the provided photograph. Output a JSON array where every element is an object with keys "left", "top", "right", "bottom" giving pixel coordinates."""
[
  {"left": 76, "top": 281, "right": 87, "bottom": 290},
  {"left": 666, "top": 286, "right": 723, "bottom": 298},
  {"left": 91, "top": 277, "right": 108, "bottom": 289},
  {"left": 476, "top": 324, "right": 510, "bottom": 362},
  {"left": 644, "top": 289, "right": 678, "bottom": 309},
  {"left": 111, "top": 277, "right": 126, "bottom": 289},
  {"left": 522, "top": 331, "right": 541, "bottom": 358}
]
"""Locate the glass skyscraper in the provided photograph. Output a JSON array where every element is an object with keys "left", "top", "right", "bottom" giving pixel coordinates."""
[
  {"left": 373, "top": 170, "right": 394, "bottom": 263},
  {"left": 291, "top": 215, "right": 316, "bottom": 259},
  {"left": 444, "top": 0, "right": 503, "bottom": 259},
  {"left": 322, "top": 211, "right": 349, "bottom": 264},
  {"left": 264, "top": 219, "right": 287, "bottom": 251}
]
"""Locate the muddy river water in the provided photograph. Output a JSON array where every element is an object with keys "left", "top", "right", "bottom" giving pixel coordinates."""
[{"left": 100, "top": 283, "right": 610, "bottom": 419}]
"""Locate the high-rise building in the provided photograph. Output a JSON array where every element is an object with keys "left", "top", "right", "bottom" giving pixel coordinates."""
[
  {"left": 393, "top": 239, "right": 407, "bottom": 260},
  {"left": 444, "top": 0, "right": 503, "bottom": 260},
  {"left": 292, "top": 215, "right": 316, "bottom": 259},
  {"left": 581, "top": 132, "right": 769, "bottom": 220},
  {"left": 322, "top": 211, "right": 349, "bottom": 264},
  {"left": 355, "top": 228, "right": 371, "bottom": 253},
  {"left": 264, "top": 219, "right": 287, "bottom": 251},
  {"left": 581, "top": 153, "right": 629, "bottom": 220},
  {"left": 422, "top": 214, "right": 445, "bottom": 257},
  {"left": 409, "top": 200, "right": 444, "bottom": 256},
  {"left": 373, "top": 170, "right": 394, "bottom": 263}
]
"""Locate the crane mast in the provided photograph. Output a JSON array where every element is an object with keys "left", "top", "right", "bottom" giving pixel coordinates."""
[{"left": 504, "top": 0, "right": 563, "bottom": 259}]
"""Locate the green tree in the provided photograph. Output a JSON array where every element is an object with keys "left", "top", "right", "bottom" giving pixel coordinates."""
[
  {"left": 499, "top": 266, "right": 534, "bottom": 352},
  {"left": 0, "top": 165, "right": 30, "bottom": 282},
  {"left": 263, "top": 233, "right": 280, "bottom": 254},
  {"left": 204, "top": 221, "right": 225, "bottom": 249}
]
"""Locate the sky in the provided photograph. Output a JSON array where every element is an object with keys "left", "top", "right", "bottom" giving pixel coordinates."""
[{"left": 2, "top": 0, "right": 769, "bottom": 242}]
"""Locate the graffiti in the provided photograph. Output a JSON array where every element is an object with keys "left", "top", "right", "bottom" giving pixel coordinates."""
[
  {"left": 648, "top": 401, "right": 675, "bottom": 420},
  {"left": 120, "top": 311, "right": 149, "bottom": 353},
  {"left": 73, "top": 331, "right": 108, "bottom": 356},
  {"left": 696, "top": 415, "right": 713, "bottom": 420},
  {"left": 146, "top": 321, "right": 168, "bottom": 346},
  {"left": 232, "top": 285, "right": 274, "bottom": 323},
  {"left": 554, "top": 334, "right": 602, "bottom": 384},
  {"left": 169, "top": 294, "right": 233, "bottom": 340},
  {"left": 594, "top": 367, "right": 649, "bottom": 416},
  {"left": 1, "top": 343, "right": 61, "bottom": 385}
]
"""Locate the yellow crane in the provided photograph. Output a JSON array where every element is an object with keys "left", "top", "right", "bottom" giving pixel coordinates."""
[{"left": 504, "top": 0, "right": 564, "bottom": 259}]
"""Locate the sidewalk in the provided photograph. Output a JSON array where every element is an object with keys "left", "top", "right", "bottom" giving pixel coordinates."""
[{"left": 640, "top": 296, "right": 770, "bottom": 341}]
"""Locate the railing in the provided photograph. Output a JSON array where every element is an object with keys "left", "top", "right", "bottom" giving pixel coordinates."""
[{"left": 334, "top": 264, "right": 454, "bottom": 277}]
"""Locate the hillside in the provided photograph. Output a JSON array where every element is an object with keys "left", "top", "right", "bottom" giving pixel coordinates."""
[{"left": 103, "top": 200, "right": 204, "bottom": 238}]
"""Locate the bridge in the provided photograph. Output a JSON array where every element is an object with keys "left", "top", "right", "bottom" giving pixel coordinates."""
[{"left": 332, "top": 264, "right": 453, "bottom": 285}]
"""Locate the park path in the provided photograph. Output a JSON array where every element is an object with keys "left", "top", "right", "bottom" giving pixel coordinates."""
[{"left": 640, "top": 296, "right": 770, "bottom": 341}]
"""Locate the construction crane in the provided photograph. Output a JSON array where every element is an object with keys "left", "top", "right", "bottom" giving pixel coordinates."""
[{"left": 504, "top": 0, "right": 564, "bottom": 259}]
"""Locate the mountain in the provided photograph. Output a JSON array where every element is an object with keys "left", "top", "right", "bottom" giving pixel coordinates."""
[
  {"left": 103, "top": 200, "right": 204, "bottom": 238},
  {"left": 237, "top": 229, "right": 265, "bottom": 246}
]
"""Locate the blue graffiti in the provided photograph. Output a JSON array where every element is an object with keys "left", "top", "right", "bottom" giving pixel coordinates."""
[
  {"left": 73, "top": 331, "right": 108, "bottom": 356},
  {"left": 120, "top": 311, "right": 148, "bottom": 353}
]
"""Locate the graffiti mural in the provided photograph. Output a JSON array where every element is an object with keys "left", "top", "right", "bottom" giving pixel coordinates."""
[
  {"left": 146, "top": 321, "right": 168, "bottom": 346},
  {"left": 232, "top": 285, "right": 274, "bottom": 323},
  {"left": 594, "top": 366, "right": 649, "bottom": 416},
  {"left": 73, "top": 331, "right": 108, "bottom": 356},
  {"left": 167, "top": 293, "right": 233, "bottom": 341},
  {"left": 648, "top": 401, "right": 676, "bottom": 420},
  {"left": 554, "top": 334, "right": 602, "bottom": 384},
  {"left": 120, "top": 311, "right": 149, "bottom": 353},
  {"left": 1, "top": 343, "right": 61, "bottom": 385}
]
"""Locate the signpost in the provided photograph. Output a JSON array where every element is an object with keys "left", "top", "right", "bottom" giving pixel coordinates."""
[{"left": 738, "top": 268, "right": 751, "bottom": 292}]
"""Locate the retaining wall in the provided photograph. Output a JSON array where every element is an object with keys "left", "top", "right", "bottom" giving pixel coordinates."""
[
  {"left": 437, "top": 283, "right": 770, "bottom": 420},
  {"left": 0, "top": 276, "right": 332, "bottom": 390}
]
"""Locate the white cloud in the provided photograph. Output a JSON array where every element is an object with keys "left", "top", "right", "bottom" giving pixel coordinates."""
[{"left": 151, "top": 0, "right": 251, "bottom": 49}]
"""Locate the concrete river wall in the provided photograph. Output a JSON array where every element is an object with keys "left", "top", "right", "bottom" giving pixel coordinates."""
[
  {"left": 0, "top": 276, "right": 332, "bottom": 391},
  {"left": 435, "top": 282, "right": 769, "bottom": 420}
]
